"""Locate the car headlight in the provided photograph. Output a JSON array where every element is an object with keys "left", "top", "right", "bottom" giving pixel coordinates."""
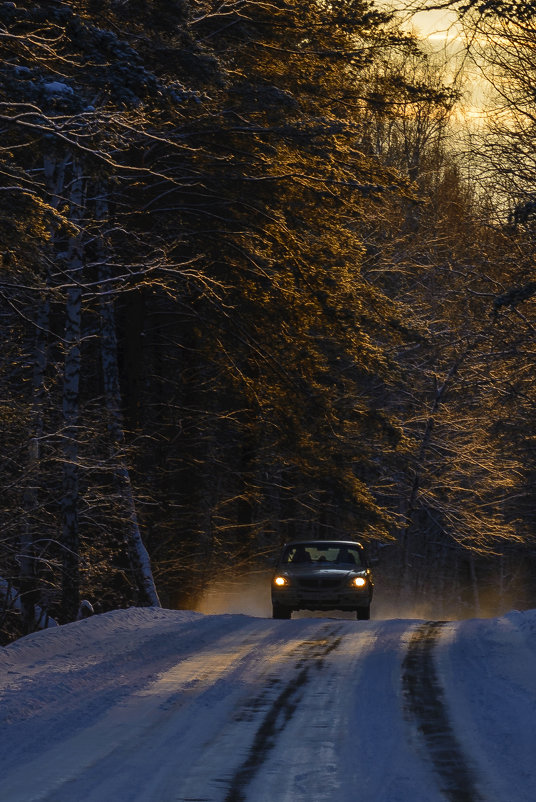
[
  {"left": 273, "top": 576, "right": 288, "bottom": 587},
  {"left": 350, "top": 576, "right": 367, "bottom": 588}
]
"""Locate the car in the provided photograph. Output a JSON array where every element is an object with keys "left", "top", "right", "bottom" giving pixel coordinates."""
[{"left": 271, "top": 539, "right": 374, "bottom": 620}]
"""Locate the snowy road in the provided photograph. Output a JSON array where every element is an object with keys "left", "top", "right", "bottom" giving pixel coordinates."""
[{"left": 1, "top": 608, "right": 536, "bottom": 802}]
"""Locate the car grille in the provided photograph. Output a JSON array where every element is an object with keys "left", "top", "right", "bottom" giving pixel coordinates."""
[{"left": 298, "top": 578, "right": 341, "bottom": 590}]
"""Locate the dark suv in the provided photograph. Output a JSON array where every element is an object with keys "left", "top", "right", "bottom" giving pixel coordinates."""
[{"left": 271, "top": 539, "right": 374, "bottom": 620}]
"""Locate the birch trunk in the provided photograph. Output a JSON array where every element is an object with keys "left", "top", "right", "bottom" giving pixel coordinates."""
[
  {"left": 60, "top": 160, "right": 84, "bottom": 622},
  {"left": 96, "top": 191, "right": 160, "bottom": 607}
]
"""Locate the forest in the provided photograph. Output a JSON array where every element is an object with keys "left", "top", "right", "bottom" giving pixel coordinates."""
[{"left": 0, "top": 0, "right": 535, "bottom": 643}]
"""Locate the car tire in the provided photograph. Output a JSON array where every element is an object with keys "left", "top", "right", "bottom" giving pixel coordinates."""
[
  {"left": 273, "top": 604, "right": 292, "bottom": 620},
  {"left": 357, "top": 605, "right": 370, "bottom": 620}
]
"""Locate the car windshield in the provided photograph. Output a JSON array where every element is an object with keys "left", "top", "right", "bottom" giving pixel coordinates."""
[{"left": 282, "top": 543, "right": 363, "bottom": 567}]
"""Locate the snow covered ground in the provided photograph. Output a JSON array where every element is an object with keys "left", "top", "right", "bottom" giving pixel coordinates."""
[{"left": 1, "top": 605, "right": 535, "bottom": 802}]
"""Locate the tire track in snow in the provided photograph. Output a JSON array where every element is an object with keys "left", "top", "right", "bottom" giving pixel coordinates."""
[
  {"left": 402, "top": 621, "right": 484, "bottom": 802},
  {"left": 7, "top": 620, "right": 344, "bottom": 802},
  {"left": 223, "top": 630, "right": 343, "bottom": 802}
]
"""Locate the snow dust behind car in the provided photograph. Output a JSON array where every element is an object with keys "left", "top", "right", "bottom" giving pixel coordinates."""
[{"left": 195, "top": 571, "right": 273, "bottom": 617}]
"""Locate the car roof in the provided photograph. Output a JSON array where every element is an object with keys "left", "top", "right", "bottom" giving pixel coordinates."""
[{"left": 281, "top": 539, "right": 365, "bottom": 550}]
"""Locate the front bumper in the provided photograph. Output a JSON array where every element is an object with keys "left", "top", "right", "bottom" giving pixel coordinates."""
[{"left": 272, "top": 586, "right": 372, "bottom": 611}]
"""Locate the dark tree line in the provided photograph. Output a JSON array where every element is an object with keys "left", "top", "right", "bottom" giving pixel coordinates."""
[{"left": 0, "top": 0, "right": 534, "bottom": 641}]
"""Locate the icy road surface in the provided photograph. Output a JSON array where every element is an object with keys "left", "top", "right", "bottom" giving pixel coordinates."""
[{"left": 1, "top": 608, "right": 536, "bottom": 802}]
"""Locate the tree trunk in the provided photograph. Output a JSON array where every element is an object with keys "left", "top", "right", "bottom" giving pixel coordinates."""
[
  {"left": 20, "top": 155, "right": 66, "bottom": 631},
  {"left": 96, "top": 190, "right": 161, "bottom": 607},
  {"left": 399, "top": 349, "right": 473, "bottom": 593},
  {"left": 469, "top": 554, "right": 481, "bottom": 617},
  {"left": 60, "top": 160, "right": 84, "bottom": 622},
  {"left": 20, "top": 306, "right": 49, "bottom": 630}
]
